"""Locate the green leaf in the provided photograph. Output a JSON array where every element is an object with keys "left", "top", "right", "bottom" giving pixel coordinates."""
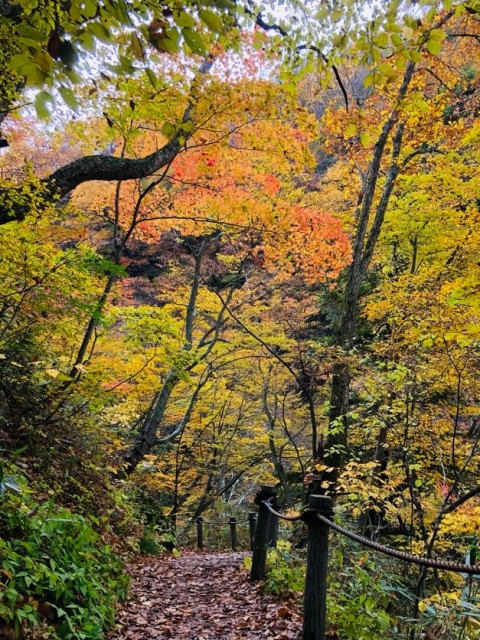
[
  {"left": 344, "top": 123, "right": 357, "bottom": 137},
  {"left": 426, "top": 39, "right": 441, "bottom": 56},
  {"left": 182, "top": 27, "right": 207, "bottom": 55},
  {"left": 79, "top": 30, "right": 96, "bottom": 52},
  {"left": 162, "top": 121, "right": 176, "bottom": 139},
  {"left": 430, "top": 28, "right": 446, "bottom": 41},
  {"left": 378, "top": 63, "right": 396, "bottom": 79},
  {"left": 8, "top": 53, "right": 33, "bottom": 71},
  {"left": 173, "top": 10, "right": 196, "bottom": 28},
  {"left": 199, "top": 9, "right": 223, "bottom": 34},
  {"left": 87, "top": 22, "right": 111, "bottom": 43},
  {"left": 128, "top": 33, "right": 144, "bottom": 59},
  {"left": 374, "top": 32, "right": 389, "bottom": 48},
  {"left": 146, "top": 67, "right": 158, "bottom": 89},
  {"left": 82, "top": 0, "right": 97, "bottom": 18},
  {"left": 34, "top": 90, "right": 54, "bottom": 119},
  {"left": 59, "top": 86, "right": 80, "bottom": 112},
  {"left": 25, "top": 68, "right": 48, "bottom": 87},
  {"left": 16, "top": 24, "right": 45, "bottom": 41},
  {"left": 110, "top": 0, "right": 130, "bottom": 24},
  {"left": 391, "top": 34, "right": 403, "bottom": 48},
  {"left": 364, "top": 73, "right": 374, "bottom": 88},
  {"left": 155, "top": 27, "right": 181, "bottom": 53}
]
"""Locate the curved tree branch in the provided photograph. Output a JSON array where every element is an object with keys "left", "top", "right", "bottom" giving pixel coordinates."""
[{"left": 0, "top": 59, "right": 215, "bottom": 225}]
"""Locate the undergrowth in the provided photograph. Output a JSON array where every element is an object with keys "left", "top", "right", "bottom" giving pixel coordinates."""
[{"left": 0, "top": 463, "right": 129, "bottom": 639}]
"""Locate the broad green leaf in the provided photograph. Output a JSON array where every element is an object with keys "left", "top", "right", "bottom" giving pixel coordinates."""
[
  {"left": 34, "top": 90, "right": 54, "bottom": 119},
  {"left": 430, "top": 28, "right": 446, "bottom": 41},
  {"left": 364, "top": 73, "right": 374, "bottom": 88},
  {"left": 79, "top": 31, "right": 96, "bottom": 52},
  {"left": 25, "top": 68, "right": 48, "bottom": 87},
  {"left": 374, "top": 32, "right": 389, "bottom": 48},
  {"left": 16, "top": 24, "right": 45, "bottom": 41},
  {"left": 182, "top": 27, "right": 207, "bottom": 55},
  {"left": 128, "top": 33, "right": 144, "bottom": 58},
  {"left": 82, "top": 0, "right": 97, "bottom": 18},
  {"left": 59, "top": 86, "right": 80, "bottom": 112},
  {"left": 33, "top": 51, "right": 54, "bottom": 73},
  {"left": 146, "top": 67, "right": 158, "bottom": 88},
  {"left": 391, "top": 34, "right": 403, "bottom": 47},
  {"left": 378, "top": 63, "right": 396, "bottom": 78},
  {"left": 344, "top": 123, "right": 357, "bottom": 137},
  {"left": 426, "top": 39, "right": 441, "bottom": 55},
  {"left": 199, "top": 9, "right": 224, "bottom": 33},
  {"left": 8, "top": 53, "right": 33, "bottom": 71},
  {"left": 155, "top": 27, "right": 181, "bottom": 53},
  {"left": 173, "top": 10, "right": 196, "bottom": 28},
  {"left": 87, "top": 22, "right": 111, "bottom": 43},
  {"left": 162, "top": 121, "right": 176, "bottom": 139}
]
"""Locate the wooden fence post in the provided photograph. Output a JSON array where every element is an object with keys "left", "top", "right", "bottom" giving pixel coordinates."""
[
  {"left": 302, "top": 495, "right": 333, "bottom": 640},
  {"left": 248, "top": 511, "right": 257, "bottom": 551},
  {"left": 268, "top": 499, "right": 279, "bottom": 548},
  {"left": 250, "top": 485, "right": 276, "bottom": 581},
  {"left": 229, "top": 517, "right": 237, "bottom": 551},
  {"left": 196, "top": 516, "right": 204, "bottom": 550}
]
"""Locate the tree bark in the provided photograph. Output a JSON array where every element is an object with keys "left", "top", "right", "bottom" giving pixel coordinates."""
[{"left": 322, "top": 64, "right": 415, "bottom": 489}]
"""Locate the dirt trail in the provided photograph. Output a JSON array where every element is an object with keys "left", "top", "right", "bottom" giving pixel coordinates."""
[{"left": 108, "top": 551, "right": 302, "bottom": 639}]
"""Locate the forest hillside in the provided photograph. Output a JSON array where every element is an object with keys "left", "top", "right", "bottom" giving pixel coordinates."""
[{"left": 1, "top": 0, "right": 480, "bottom": 638}]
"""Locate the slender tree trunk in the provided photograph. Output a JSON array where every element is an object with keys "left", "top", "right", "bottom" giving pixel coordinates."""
[
  {"left": 125, "top": 369, "right": 180, "bottom": 473},
  {"left": 321, "top": 64, "right": 415, "bottom": 490}
]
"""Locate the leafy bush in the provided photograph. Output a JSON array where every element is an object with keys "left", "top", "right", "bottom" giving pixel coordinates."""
[
  {"left": 327, "top": 551, "right": 397, "bottom": 640},
  {"left": 0, "top": 467, "right": 129, "bottom": 639},
  {"left": 264, "top": 540, "right": 305, "bottom": 597}
]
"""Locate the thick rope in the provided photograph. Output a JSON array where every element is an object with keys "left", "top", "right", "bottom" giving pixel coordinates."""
[
  {"left": 316, "top": 514, "right": 480, "bottom": 575},
  {"left": 262, "top": 500, "right": 480, "bottom": 575},
  {"left": 262, "top": 499, "right": 303, "bottom": 522}
]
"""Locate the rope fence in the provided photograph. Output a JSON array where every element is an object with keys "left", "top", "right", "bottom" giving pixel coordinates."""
[
  {"left": 250, "top": 486, "right": 480, "bottom": 640},
  {"left": 164, "top": 486, "right": 479, "bottom": 640},
  {"left": 167, "top": 512, "right": 257, "bottom": 551},
  {"left": 262, "top": 498, "right": 480, "bottom": 575}
]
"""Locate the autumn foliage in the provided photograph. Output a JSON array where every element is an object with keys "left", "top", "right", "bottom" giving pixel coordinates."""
[{"left": 1, "top": 5, "right": 480, "bottom": 640}]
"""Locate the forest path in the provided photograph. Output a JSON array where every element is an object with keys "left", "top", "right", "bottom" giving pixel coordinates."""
[{"left": 107, "top": 551, "right": 302, "bottom": 639}]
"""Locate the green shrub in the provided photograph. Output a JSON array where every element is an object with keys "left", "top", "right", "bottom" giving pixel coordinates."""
[
  {"left": 0, "top": 467, "right": 129, "bottom": 639},
  {"left": 263, "top": 540, "right": 305, "bottom": 597},
  {"left": 138, "top": 533, "right": 160, "bottom": 556},
  {"left": 327, "top": 553, "right": 396, "bottom": 640}
]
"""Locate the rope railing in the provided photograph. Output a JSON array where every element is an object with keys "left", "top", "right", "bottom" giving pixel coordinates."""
[
  {"left": 263, "top": 499, "right": 303, "bottom": 522},
  {"left": 315, "top": 513, "right": 480, "bottom": 575},
  {"left": 167, "top": 512, "right": 256, "bottom": 551},
  {"left": 251, "top": 488, "right": 480, "bottom": 640},
  {"left": 262, "top": 499, "right": 480, "bottom": 574}
]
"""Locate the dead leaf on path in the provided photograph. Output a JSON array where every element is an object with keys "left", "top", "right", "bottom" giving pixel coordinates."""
[{"left": 107, "top": 552, "right": 302, "bottom": 639}]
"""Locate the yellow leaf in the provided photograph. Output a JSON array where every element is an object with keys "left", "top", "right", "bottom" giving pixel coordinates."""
[{"left": 360, "top": 132, "right": 371, "bottom": 147}]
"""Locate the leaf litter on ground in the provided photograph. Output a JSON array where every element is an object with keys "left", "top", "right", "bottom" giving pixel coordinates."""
[{"left": 107, "top": 551, "right": 302, "bottom": 639}]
